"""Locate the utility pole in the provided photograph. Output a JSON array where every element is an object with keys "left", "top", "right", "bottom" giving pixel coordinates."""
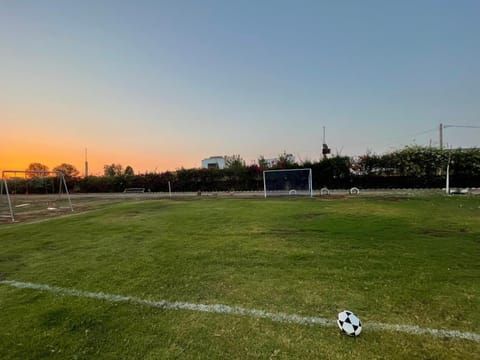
[
  {"left": 439, "top": 124, "right": 480, "bottom": 182},
  {"left": 439, "top": 123, "right": 443, "bottom": 149},
  {"left": 440, "top": 124, "right": 480, "bottom": 149}
]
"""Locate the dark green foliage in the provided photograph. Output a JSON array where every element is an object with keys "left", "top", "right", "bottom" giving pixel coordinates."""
[
  {"left": 355, "top": 146, "right": 480, "bottom": 177},
  {"left": 124, "top": 165, "right": 135, "bottom": 177},
  {"left": 224, "top": 154, "right": 245, "bottom": 169},
  {"left": 275, "top": 151, "right": 296, "bottom": 168},
  {"left": 103, "top": 163, "right": 123, "bottom": 177},
  {"left": 25, "top": 162, "right": 49, "bottom": 174},
  {"left": 53, "top": 163, "right": 80, "bottom": 178},
  {"left": 64, "top": 147, "right": 480, "bottom": 192}
]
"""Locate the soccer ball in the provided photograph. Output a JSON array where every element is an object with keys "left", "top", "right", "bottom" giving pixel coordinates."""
[{"left": 337, "top": 310, "right": 362, "bottom": 336}]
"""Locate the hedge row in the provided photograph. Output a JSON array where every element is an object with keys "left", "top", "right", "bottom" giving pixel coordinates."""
[{"left": 58, "top": 173, "right": 479, "bottom": 193}]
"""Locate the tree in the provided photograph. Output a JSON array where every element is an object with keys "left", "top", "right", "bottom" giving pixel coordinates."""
[
  {"left": 103, "top": 163, "right": 123, "bottom": 177},
  {"left": 54, "top": 163, "right": 79, "bottom": 178},
  {"left": 124, "top": 165, "right": 135, "bottom": 176},
  {"left": 224, "top": 154, "right": 245, "bottom": 169},
  {"left": 449, "top": 148, "right": 480, "bottom": 176},
  {"left": 257, "top": 155, "right": 268, "bottom": 169},
  {"left": 354, "top": 152, "right": 383, "bottom": 175},
  {"left": 25, "top": 163, "right": 49, "bottom": 178},
  {"left": 276, "top": 151, "right": 296, "bottom": 168}
]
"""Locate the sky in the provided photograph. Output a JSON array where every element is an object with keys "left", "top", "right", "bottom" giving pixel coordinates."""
[{"left": 1, "top": 0, "right": 479, "bottom": 175}]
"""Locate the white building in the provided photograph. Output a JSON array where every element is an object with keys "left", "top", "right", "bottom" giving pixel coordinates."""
[{"left": 201, "top": 156, "right": 225, "bottom": 169}]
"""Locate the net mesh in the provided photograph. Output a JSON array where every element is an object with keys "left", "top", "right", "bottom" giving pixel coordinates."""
[{"left": 264, "top": 169, "right": 312, "bottom": 196}]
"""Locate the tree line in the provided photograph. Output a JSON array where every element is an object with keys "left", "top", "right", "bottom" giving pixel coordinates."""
[{"left": 13, "top": 146, "right": 480, "bottom": 193}]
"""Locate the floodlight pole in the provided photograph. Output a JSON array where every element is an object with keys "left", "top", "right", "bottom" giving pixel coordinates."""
[{"left": 85, "top": 147, "right": 89, "bottom": 177}]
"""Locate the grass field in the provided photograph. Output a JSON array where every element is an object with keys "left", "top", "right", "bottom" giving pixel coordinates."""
[{"left": 0, "top": 195, "right": 479, "bottom": 359}]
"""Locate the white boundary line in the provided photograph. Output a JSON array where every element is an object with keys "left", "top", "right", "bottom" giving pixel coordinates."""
[{"left": 1, "top": 280, "right": 479, "bottom": 343}]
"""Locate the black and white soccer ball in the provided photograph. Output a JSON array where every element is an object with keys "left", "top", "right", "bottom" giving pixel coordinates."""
[{"left": 337, "top": 310, "right": 362, "bottom": 336}]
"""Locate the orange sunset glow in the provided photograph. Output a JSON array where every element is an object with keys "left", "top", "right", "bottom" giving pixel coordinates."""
[
  {"left": 2, "top": 143, "right": 198, "bottom": 177},
  {"left": 2, "top": 1, "right": 479, "bottom": 179}
]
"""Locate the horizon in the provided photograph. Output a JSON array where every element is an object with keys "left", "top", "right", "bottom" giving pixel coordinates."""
[
  {"left": 3, "top": 142, "right": 479, "bottom": 178},
  {"left": 2, "top": 1, "right": 479, "bottom": 175}
]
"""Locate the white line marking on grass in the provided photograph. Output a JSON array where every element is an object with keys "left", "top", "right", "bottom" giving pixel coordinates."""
[{"left": 1, "top": 280, "right": 479, "bottom": 343}]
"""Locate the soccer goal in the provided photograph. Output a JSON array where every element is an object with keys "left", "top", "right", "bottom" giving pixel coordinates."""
[
  {"left": 263, "top": 168, "right": 313, "bottom": 198},
  {"left": 0, "top": 170, "right": 73, "bottom": 223}
]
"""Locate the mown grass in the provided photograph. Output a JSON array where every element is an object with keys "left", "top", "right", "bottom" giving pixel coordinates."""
[{"left": 0, "top": 195, "right": 479, "bottom": 359}]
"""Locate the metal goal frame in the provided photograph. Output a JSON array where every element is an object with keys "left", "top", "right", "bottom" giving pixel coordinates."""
[{"left": 1, "top": 170, "right": 73, "bottom": 223}]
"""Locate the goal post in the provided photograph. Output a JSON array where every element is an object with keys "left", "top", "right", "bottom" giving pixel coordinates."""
[
  {"left": 0, "top": 178, "right": 14, "bottom": 222},
  {"left": 1, "top": 170, "right": 73, "bottom": 223},
  {"left": 263, "top": 168, "right": 313, "bottom": 198}
]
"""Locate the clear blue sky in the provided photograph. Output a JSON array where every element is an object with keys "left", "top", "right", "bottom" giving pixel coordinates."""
[{"left": 1, "top": 0, "right": 479, "bottom": 173}]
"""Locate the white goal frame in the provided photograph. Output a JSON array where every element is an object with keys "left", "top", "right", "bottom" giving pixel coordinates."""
[
  {"left": 1, "top": 170, "right": 73, "bottom": 223},
  {"left": 263, "top": 168, "right": 313, "bottom": 198}
]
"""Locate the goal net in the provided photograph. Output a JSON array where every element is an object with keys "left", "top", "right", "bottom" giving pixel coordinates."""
[
  {"left": 263, "top": 168, "right": 313, "bottom": 198},
  {"left": 0, "top": 170, "right": 73, "bottom": 223}
]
